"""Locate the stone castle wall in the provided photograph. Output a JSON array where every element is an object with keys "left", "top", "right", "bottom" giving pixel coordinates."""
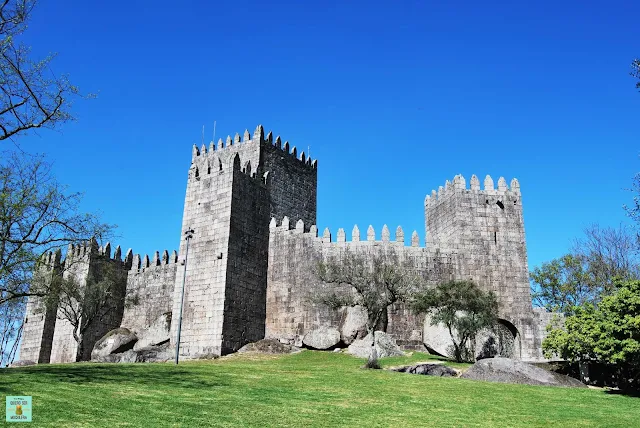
[
  {"left": 120, "top": 250, "right": 178, "bottom": 336},
  {"left": 266, "top": 218, "right": 457, "bottom": 348}
]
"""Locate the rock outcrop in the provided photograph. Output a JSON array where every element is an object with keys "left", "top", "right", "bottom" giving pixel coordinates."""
[
  {"left": 340, "top": 306, "right": 368, "bottom": 345},
  {"left": 392, "top": 363, "right": 458, "bottom": 377},
  {"left": 92, "top": 343, "right": 173, "bottom": 363},
  {"left": 91, "top": 328, "right": 138, "bottom": 360},
  {"left": 133, "top": 312, "right": 172, "bottom": 351},
  {"left": 238, "top": 339, "right": 301, "bottom": 354},
  {"left": 461, "top": 357, "right": 587, "bottom": 388},
  {"left": 347, "top": 331, "right": 404, "bottom": 359},
  {"left": 302, "top": 327, "right": 341, "bottom": 350}
]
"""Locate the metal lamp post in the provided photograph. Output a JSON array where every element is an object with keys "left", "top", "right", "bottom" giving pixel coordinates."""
[{"left": 175, "top": 228, "right": 194, "bottom": 364}]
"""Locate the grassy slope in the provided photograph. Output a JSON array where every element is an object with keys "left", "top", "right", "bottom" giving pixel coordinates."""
[{"left": 1, "top": 351, "right": 638, "bottom": 427}]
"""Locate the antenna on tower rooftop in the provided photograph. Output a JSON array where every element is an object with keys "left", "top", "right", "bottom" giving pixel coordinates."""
[
  {"left": 201, "top": 125, "right": 205, "bottom": 146},
  {"left": 213, "top": 121, "right": 216, "bottom": 142}
]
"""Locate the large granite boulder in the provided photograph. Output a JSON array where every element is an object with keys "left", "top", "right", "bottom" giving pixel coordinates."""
[
  {"left": 133, "top": 312, "right": 172, "bottom": 351},
  {"left": 340, "top": 306, "right": 368, "bottom": 345},
  {"left": 91, "top": 328, "right": 138, "bottom": 360},
  {"left": 92, "top": 343, "right": 172, "bottom": 363},
  {"left": 424, "top": 315, "right": 520, "bottom": 360},
  {"left": 238, "top": 339, "right": 301, "bottom": 354},
  {"left": 347, "top": 331, "right": 404, "bottom": 359},
  {"left": 93, "top": 349, "right": 138, "bottom": 363},
  {"left": 302, "top": 326, "right": 341, "bottom": 350},
  {"left": 423, "top": 314, "right": 456, "bottom": 358},
  {"left": 392, "top": 363, "right": 458, "bottom": 377},
  {"left": 461, "top": 357, "right": 587, "bottom": 388},
  {"left": 134, "top": 343, "right": 173, "bottom": 363}
]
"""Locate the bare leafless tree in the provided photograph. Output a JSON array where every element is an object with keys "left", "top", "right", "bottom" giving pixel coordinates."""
[
  {"left": 572, "top": 224, "right": 640, "bottom": 292},
  {"left": 0, "top": 0, "right": 84, "bottom": 142},
  {"left": 0, "top": 151, "right": 113, "bottom": 305},
  {"left": 0, "top": 151, "right": 113, "bottom": 363},
  {"left": 0, "top": 296, "right": 23, "bottom": 366},
  {"left": 625, "top": 172, "right": 640, "bottom": 234}
]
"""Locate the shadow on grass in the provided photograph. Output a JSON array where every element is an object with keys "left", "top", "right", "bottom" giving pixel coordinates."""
[
  {"left": 0, "top": 363, "right": 231, "bottom": 394},
  {"left": 604, "top": 389, "right": 640, "bottom": 398}
]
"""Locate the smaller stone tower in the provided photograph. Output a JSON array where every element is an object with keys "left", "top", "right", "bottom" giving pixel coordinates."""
[
  {"left": 19, "top": 250, "right": 62, "bottom": 363},
  {"left": 425, "top": 174, "right": 539, "bottom": 359},
  {"left": 20, "top": 240, "right": 129, "bottom": 364}
]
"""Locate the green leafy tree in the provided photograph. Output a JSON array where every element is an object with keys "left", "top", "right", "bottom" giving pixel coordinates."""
[
  {"left": 316, "top": 251, "right": 421, "bottom": 369},
  {"left": 530, "top": 225, "right": 639, "bottom": 315},
  {"left": 543, "top": 280, "right": 640, "bottom": 391},
  {"left": 530, "top": 254, "right": 591, "bottom": 314},
  {"left": 411, "top": 280, "right": 499, "bottom": 363}
]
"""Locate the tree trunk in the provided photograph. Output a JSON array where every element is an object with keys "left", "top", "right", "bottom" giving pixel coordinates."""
[
  {"left": 367, "top": 326, "right": 378, "bottom": 367},
  {"left": 374, "top": 308, "right": 388, "bottom": 332},
  {"left": 72, "top": 324, "right": 83, "bottom": 362}
]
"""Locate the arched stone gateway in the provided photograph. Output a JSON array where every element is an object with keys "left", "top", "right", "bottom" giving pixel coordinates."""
[
  {"left": 423, "top": 315, "right": 523, "bottom": 361},
  {"left": 476, "top": 319, "right": 521, "bottom": 360}
]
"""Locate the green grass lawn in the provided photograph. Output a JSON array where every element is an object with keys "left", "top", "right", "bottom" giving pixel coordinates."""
[{"left": 1, "top": 351, "right": 638, "bottom": 427}]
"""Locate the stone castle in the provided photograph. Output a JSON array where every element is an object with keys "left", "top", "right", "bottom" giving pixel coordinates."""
[{"left": 19, "top": 125, "right": 553, "bottom": 364}]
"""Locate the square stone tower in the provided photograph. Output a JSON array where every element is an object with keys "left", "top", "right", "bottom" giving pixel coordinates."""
[
  {"left": 170, "top": 125, "right": 317, "bottom": 357},
  {"left": 19, "top": 251, "right": 62, "bottom": 363},
  {"left": 425, "top": 174, "right": 539, "bottom": 359}
]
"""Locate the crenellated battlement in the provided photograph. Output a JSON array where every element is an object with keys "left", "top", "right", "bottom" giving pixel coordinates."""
[
  {"left": 39, "top": 249, "right": 62, "bottom": 266},
  {"left": 65, "top": 238, "right": 98, "bottom": 260},
  {"left": 62, "top": 239, "right": 132, "bottom": 267},
  {"left": 269, "top": 216, "right": 422, "bottom": 247},
  {"left": 129, "top": 249, "right": 178, "bottom": 273},
  {"left": 191, "top": 124, "right": 317, "bottom": 169},
  {"left": 47, "top": 239, "right": 180, "bottom": 275},
  {"left": 424, "top": 174, "right": 521, "bottom": 207}
]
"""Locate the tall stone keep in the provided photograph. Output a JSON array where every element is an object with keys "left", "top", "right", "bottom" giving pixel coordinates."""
[
  {"left": 425, "top": 174, "right": 538, "bottom": 359},
  {"left": 170, "top": 125, "right": 317, "bottom": 357}
]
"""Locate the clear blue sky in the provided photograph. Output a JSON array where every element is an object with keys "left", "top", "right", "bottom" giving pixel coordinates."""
[{"left": 13, "top": 0, "right": 640, "bottom": 271}]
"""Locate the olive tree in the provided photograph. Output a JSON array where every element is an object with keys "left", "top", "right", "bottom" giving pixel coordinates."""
[
  {"left": 411, "top": 280, "right": 499, "bottom": 362},
  {"left": 316, "top": 250, "right": 421, "bottom": 368}
]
